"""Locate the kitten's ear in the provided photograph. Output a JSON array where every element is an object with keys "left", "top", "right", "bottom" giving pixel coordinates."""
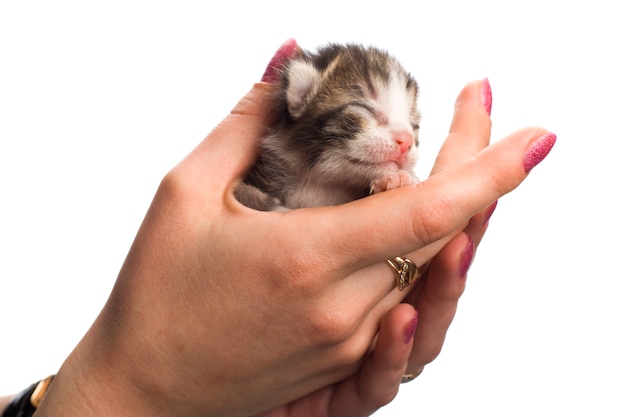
[{"left": 285, "top": 60, "right": 321, "bottom": 119}]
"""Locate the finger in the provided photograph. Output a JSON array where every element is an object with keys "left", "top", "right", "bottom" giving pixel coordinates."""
[
  {"left": 261, "top": 38, "right": 300, "bottom": 83},
  {"left": 464, "top": 200, "right": 497, "bottom": 246},
  {"left": 314, "top": 128, "right": 556, "bottom": 274},
  {"left": 398, "top": 200, "right": 496, "bottom": 371},
  {"left": 328, "top": 304, "right": 417, "bottom": 417},
  {"left": 172, "top": 83, "right": 276, "bottom": 192},
  {"left": 396, "top": 80, "right": 491, "bottom": 269},
  {"left": 400, "top": 201, "right": 497, "bottom": 276},
  {"left": 430, "top": 79, "right": 492, "bottom": 176},
  {"left": 392, "top": 78, "right": 492, "bottom": 276},
  {"left": 390, "top": 80, "right": 491, "bottom": 272},
  {"left": 214, "top": 38, "right": 298, "bottom": 178},
  {"left": 171, "top": 39, "right": 301, "bottom": 192},
  {"left": 405, "top": 232, "right": 473, "bottom": 372}
]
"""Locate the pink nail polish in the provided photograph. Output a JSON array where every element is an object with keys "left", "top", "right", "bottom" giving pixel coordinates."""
[
  {"left": 404, "top": 313, "right": 418, "bottom": 344},
  {"left": 484, "top": 200, "right": 498, "bottom": 226},
  {"left": 261, "top": 38, "right": 299, "bottom": 83},
  {"left": 523, "top": 132, "right": 557, "bottom": 173},
  {"left": 459, "top": 236, "right": 474, "bottom": 278},
  {"left": 481, "top": 78, "right": 492, "bottom": 116}
]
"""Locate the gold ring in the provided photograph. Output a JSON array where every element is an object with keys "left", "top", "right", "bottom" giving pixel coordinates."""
[
  {"left": 401, "top": 368, "right": 423, "bottom": 383},
  {"left": 386, "top": 257, "right": 425, "bottom": 291}
]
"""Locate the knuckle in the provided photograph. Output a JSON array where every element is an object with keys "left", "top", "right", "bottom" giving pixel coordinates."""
[
  {"left": 420, "top": 341, "right": 445, "bottom": 365},
  {"left": 410, "top": 192, "right": 458, "bottom": 244},
  {"left": 369, "top": 387, "right": 399, "bottom": 408},
  {"left": 264, "top": 247, "right": 322, "bottom": 295},
  {"left": 304, "top": 304, "right": 360, "bottom": 346},
  {"left": 261, "top": 230, "right": 343, "bottom": 298},
  {"left": 158, "top": 166, "right": 193, "bottom": 202},
  {"left": 487, "top": 168, "right": 514, "bottom": 197},
  {"left": 332, "top": 332, "right": 371, "bottom": 365}
]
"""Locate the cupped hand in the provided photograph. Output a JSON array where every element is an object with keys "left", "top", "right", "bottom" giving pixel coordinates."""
[
  {"left": 35, "top": 43, "right": 555, "bottom": 417},
  {"left": 251, "top": 76, "right": 554, "bottom": 417},
  {"left": 397, "top": 79, "right": 555, "bottom": 379}
]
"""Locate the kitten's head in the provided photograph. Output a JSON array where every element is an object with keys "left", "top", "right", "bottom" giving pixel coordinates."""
[{"left": 274, "top": 43, "right": 420, "bottom": 184}]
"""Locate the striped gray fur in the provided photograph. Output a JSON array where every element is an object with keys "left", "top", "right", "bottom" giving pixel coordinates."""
[{"left": 235, "top": 43, "right": 420, "bottom": 211}]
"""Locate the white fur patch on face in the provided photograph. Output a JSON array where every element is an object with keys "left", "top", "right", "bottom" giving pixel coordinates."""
[
  {"left": 377, "top": 69, "right": 414, "bottom": 134},
  {"left": 342, "top": 68, "right": 417, "bottom": 171}
]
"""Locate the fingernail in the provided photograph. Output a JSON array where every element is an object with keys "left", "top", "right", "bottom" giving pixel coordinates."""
[
  {"left": 459, "top": 236, "right": 474, "bottom": 278},
  {"left": 404, "top": 312, "right": 418, "bottom": 344},
  {"left": 523, "top": 132, "right": 557, "bottom": 173},
  {"left": 480, "top": 78, "right": 492, "bottom": 116},
  {"left": 261, "top": 38, "right": 299, "bottom": 83},
  {"left": 484, "top": 200, "right": 498, "bottom": 226}
]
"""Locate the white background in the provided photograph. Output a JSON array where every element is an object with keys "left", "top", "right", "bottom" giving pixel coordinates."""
[{"left": 1, "top": 1, "right": 624, "bottom": 416}]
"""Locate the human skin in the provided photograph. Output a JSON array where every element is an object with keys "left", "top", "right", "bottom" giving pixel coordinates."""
[
  {"left": 23, "top": 72, "right": 554, "bottom": 417},
  {"left": 1, "top": 41, "right": 555, "bottom": 417},
  {"left": 0, "top": 397, "right": 8, "bottom": 413}
]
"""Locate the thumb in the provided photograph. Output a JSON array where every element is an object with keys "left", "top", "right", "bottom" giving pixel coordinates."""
[
  {"left": 311, "top": 127, "right": 557, "bottom": 272},
  {"left": 174, "top": 83, "right": 276, "bottom": 191},
  {"left": 173, "top": 39, "right": 301, "bottom": 191},
  {"left": 430, "top": 78, "right": 492, "bottom": 176}
]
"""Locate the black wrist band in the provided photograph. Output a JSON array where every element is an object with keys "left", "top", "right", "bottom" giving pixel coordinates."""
[{"left": 2, "top": 376, "right": 54, "bottom": 417}]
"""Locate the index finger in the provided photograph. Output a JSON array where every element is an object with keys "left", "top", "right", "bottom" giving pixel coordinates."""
[
  {"left": 430, "top": 78, "right": 492, "bottom": 176},
  {"left": 170, "top": 83, "right": 276, "bottom": 195},
  {"left": 171, "top": 40, "right": 300, "bottom": 197}
]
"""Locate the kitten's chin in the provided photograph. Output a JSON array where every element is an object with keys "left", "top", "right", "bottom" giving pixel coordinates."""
[
  {"left": 374, "top": 161, "right": 409, "bottom": 174},
  {"left": 380, "top": 161, "right": 401, "bottom": 169},
  {"left": 345, "top": 158, "right": 414, "bottom": 180}
]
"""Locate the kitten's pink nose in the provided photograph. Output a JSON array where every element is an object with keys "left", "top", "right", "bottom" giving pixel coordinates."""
[{"left": 394, "top": 131, "right": 414, "bottom": 154}]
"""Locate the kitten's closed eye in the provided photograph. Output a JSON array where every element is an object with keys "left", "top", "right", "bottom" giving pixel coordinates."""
[{"left": 236, "top": 42, "right": 420, "bottom": 211}]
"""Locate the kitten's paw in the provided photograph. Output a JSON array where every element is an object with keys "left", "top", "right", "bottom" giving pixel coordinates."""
[{"left": 370, "top": 170, "right": 418, "bottom": 194}]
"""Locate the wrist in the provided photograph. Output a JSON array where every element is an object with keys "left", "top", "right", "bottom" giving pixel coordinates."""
[
  {"left": 33, "top": 337, "right": 148, "bottom": 417},
  {"left": 1, "top": 376, "right": 54, "bottom": 417},
  {"left": 33, "top": 314, "right": 193, "bottom": 417}
]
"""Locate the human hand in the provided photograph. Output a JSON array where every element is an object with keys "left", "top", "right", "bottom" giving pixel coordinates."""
[
  {"left": 398, "top": 78, "right": 497, "bottom": 379},
  {"left": 397, "top": 78, "right": 555, "bottom": 379},
  {"left": 34, "top": 42, "right": 555, "bottom": 417},
  {"left": 250, "top": 45, "right": 499, "bottom": 416},
  {"left": 251, "top": 42, "right": 555, "bottom": 416}
]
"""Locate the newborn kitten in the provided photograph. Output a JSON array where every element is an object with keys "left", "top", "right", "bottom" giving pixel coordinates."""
[{"left": 235, "top": 43, "right": 420, "bottom": 211}]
